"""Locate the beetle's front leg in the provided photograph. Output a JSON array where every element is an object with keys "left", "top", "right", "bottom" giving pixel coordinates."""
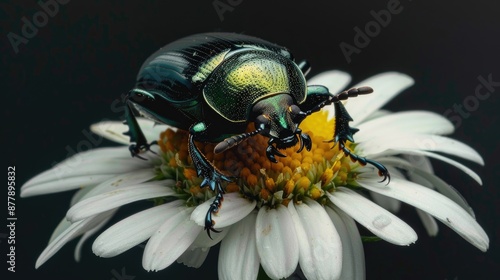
[
  {"left": 188, "top": 122, "right": 232, "bottom": 237},
  {"left": 300, "top": 85, "right": 390, "bottom": 183},
  {"left": 124, "top": 101, "right": 157, "bottom": 160}
]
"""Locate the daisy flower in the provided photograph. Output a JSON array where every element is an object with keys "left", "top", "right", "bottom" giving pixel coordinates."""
[{"left": 21, "top": 71, "right": 489, "bottom": 280}]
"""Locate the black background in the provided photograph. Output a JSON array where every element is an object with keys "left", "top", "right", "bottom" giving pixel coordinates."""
[{"left": 1, "top": 0, "right": 499, "bottom": 279}]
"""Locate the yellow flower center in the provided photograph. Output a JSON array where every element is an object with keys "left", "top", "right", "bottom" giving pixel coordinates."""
[{"left": 156, "top": 111, "right": 359, "bottom": 207}]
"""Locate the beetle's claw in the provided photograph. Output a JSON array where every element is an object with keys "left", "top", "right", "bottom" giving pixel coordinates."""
[
  {"left": 148, "top": 141, "right": 159, "bottom": 155},
  {"left": 203, "top": 186, "right": 225, "bottom": 239},
  {"left": 337, "top": 140, "right": 391, "bottom": 185},
  {"left": 128, "top": 141, "right": 158, "bottom": 160},
  {"left": 297, "top": 133, "right": 312, "bottom": 153},
  {"left": 200, "top": 175, "right": 229, "bottom": 239},
  {"left": 366, "top": 158, "right": 391, "bottom": 185},
  {"left": 266, "top": 144, "right": 285, "bottom": 163},
  {"left": 205, "top": 225, "right": 222, "bottom": 239},
  {"left": 189, "top": 134, "right": 232, "bottom": 238},
  {"left": 379, "top": 172, "right": 391, "bottom": 185}
]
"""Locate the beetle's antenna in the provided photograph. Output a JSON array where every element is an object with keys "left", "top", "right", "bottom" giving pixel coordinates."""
[{"left": 214, "top": 127, "right": 264, "bottom": 154}]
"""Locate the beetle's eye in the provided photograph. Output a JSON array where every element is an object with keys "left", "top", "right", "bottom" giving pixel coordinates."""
[
  {"left": 129, "top": 89, "right": 155, "bottom": 103},
  {"left": 289, "top": 105, "right": 306, "bottom": 122},
  {"left": 288, "top": 105, "right": 301, "bottom": 115},
  {"left": 255, "top": 114, "right": 270, "bottom": 130}
]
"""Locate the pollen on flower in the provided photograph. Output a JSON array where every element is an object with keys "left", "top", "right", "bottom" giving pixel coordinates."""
[
  {"left": 226, "top": 182, "right": 240, "bottom": 193},
  {"left": 189, "top": 185, "right": 202, "bottom": 195},
  {"left": 309, "top": 185, "right": 323, "bottom": 200},
  {"left": 296, "top": 177, "right": 311, "bottom": 194},
  {"left": 156, "top": 110, "right": 359, "bottom": 208},
  {"left": 283, "top": 179, "right": 295, "bottom": 196},
  {"left": 321, "top": 168, "right": 334, "bottom": 187},
  {"left": 183, "top": 168, "right": 197, "bottom": 181},
  {"left": 246, "top": 174, "right": 258, "bottom": 186},
  {"left": 265, "top": 178, "right": 276, "bottom": 192}
]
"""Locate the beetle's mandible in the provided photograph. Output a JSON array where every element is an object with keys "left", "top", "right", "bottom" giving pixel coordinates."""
[{"left": 123, "top": 33, "right": 390, "bottom": 237}]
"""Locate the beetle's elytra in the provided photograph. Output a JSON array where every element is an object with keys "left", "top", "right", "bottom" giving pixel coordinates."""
[{"left": 123, "top": 33, "right": 389, "bottom": 236}]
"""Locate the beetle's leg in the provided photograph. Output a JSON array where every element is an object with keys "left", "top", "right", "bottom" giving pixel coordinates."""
[
  {"left": 124, "top": 101, "right": 157, "bottom": 160},
  {"left": 299, "top": 85, "right": 390, "bottom": 183},
  {"left": 297, "top": 60, "right": 311, "bottom": 77},
  {"left": 189, "top": 122, "right": 233, "bottom": 238}
]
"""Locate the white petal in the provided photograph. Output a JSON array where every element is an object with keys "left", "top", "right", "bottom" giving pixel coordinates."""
[
  {"left": 219, "top": 213, "right": 260, "bottom": 280},
  {"left": 177, "top": 247, "right": 209, "bottom": 268},
  {"left": 178, "top": 226, "right": 229, "bottom": 268},
  {"left": 80, "top": 169, "right": 158, "bottom": 199},
  {"left": 326, "top": 205, "right": 365, "bottom": 280},
  {"left": 90, "top": 118, "right": 173, "bottom": 145},
  {"left": 36, "top": 211, "right": 115, "bottom": 268},
  {"left": 370, "top": 191, "right": 401, "bottom": 213},
  {"left": 404, "top": 154, "right": 434, "bottom": 173},
  {"left": 357, "top": 134, "right": 484, "bottom": 166},
  {"left": 21, "top": 175, "right": 112, "bottom": 197},
  {"left": 70, "top": 185, "right": 97, "bottom": 207},
  {"left": 379, "top": 157, "right": 476, "bottom": 218},
  {"left": 143, "top": 207, "right": 202, "bottom": 271},
  {"left": 191, "top": 192, "right": 256, "bottom": 229},
  {"left": 346, "top": 72, "right": 414, "bottom": 125},
  {"left": 403, "top": 161, "right": 440, "bottom": 236},
  {"left": 358, "top": 177, "right": 489, "bottom": 251},
  {"left": 21, "top": 159, "right": 153, "bottom": 197},
  {"left": 74, "top": 213, "right": 114, "bottom": 262},
  {"left": 355, "top": 111, "right": 455, "bottom": 142},
  {"left": 416, "top": 208, "right": 439, "bottom": 237},
  {"left": 93, "top": 200, "right": 183, "bottom": 257},
  {"left": 362, "top": 109, "right": 391, "bottom": 122},
  {"left": 289, "top": 199, "right": 342, "bottom": 280},
  {"left": 307, "top": 70, "right": 352, "bottom": 94},
  {"left": 256, "top": 205, "right": 299, "bottom": 279},
  {"left": 66, "top": 181, "right": 176, "bottom": 222},
  {"left": 412, "top": 169, "right": 475, "bottom": 219},
  {"left": 54, "top": 147, "right": 132, "bottom": 167},
  {"left": 190, "top": 226, "right": 229, "bottom": 249},
  {"left": 327, "top": 187, "right": 417, "bottom": 246},
  {"left": 90, "top": 121, "right": 130, "bottom": 145},
  {"left": 48, "top": 218, "right": 73, "bottom": 244},
  {"left": 370, "top": 149, "right": 483, "bottom": 185},
  {"left": 22, "top": 147, "right": 137, "bottom": 188}
]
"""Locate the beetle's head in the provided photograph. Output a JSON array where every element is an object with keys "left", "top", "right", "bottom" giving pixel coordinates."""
[{"left": 251, "top": 93, "right": 312, "bottom": 163}]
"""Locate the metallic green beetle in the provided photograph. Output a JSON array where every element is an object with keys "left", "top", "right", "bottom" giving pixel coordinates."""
[{"left": 124, "top": 33, "right": 389, "bottom": 236}]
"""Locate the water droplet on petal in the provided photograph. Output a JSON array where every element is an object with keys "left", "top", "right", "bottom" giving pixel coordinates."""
[{"left": 373, "top": 214, "right": 392, "bottom": 230}]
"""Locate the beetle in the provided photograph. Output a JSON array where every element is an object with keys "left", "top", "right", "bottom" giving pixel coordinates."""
[{"left": 124, "top": 32, "right": 389, "bottom": 236}]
